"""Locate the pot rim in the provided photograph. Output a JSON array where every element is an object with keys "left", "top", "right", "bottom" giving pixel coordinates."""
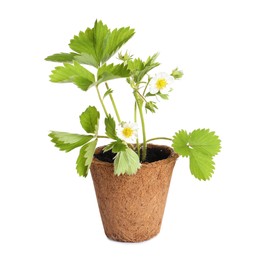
[{"left": 92, "top": 143, "right": 179, "bottom": 169}]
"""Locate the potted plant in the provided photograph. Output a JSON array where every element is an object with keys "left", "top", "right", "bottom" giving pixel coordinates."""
[{"left": 45, "top": 20, "right": 221, "bottom": 242}]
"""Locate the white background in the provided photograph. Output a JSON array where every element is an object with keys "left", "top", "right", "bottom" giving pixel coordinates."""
[{"left": 1, "top": 0, "right": 262, "bottom": 259}]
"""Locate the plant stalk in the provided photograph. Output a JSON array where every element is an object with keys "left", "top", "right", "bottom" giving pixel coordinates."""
[
  {"left": 96, "top": 85, "right": 109, "bottom": 117},
  {"left": 146, "top": 137, "right": 173, "bottom": 143},
  {"left": 97, "top": 135, "right": 110, "bottom": 139},
  {"left": 134, "top": 91, "right": 147, "bottom": 161},
  {"left": 142, "top": 78, "right": 150, "bottom": 96},
  {"left": 105, "top": 82, "right": 121, "bottom": 123},
  {"left": 134, "top": 102, "right": 140, "bottom": 158}
]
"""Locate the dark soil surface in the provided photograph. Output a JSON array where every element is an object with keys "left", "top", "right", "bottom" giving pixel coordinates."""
[{"left": 94, "top": 146, "right": 171, "bottom": 163}]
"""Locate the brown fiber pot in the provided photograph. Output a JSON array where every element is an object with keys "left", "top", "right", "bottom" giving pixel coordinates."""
[{"left": 90, "top": 144, "right": 178, "bottom": 242}]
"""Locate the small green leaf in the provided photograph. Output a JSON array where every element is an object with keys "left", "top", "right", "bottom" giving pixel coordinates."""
[
  {"left": 128, "top": 53, "right": 160, "bottom": 83},
  {"left": 105, "top": 115, "right": 117, "bottom": 139},
  {"left": 76, "top": 139, "right": 98, "bottom": 177},
  {"left": 158, "top": 93, "right": 169, "bottom": 100},
  {"left": 96, "top": 63, "right": 130, "bottom": 85},
  {"left": 189, "top": 150, "right": 215, "bottom": 180},
  {"left": 145, "top": 101, "right": 158, "bottom": 113},
  {"left": 103, "top": 88, "right": 113, "bottom": 99},
  {"left": 118, "top": 51, "right": 133, "bottom": 63},
  {"left": 45, "top": 52, "right": 78, "bottom": 62},
  {"left": 172, "top": 130, "right": 191, "bottom": 157},
  {"left": 189, "top": 129, "right": 221, "bottom": 156},
  {"left": 104, "top": 139, "right": 127, "bottom": 153},
  {"left": 114, "top": 147, "right": 141, "bottom": 175},
  {"left": 49, "top": 131, "right": 93, "bottom": 152},
  {"left": 49, "top": 61, "right": 95, "bottom": 91},
  {"left": 111, "top": 140, "right": 127, "bottom": 153},
  {"left": 80, "top": 106, "right": 100, "bottom": 134}
]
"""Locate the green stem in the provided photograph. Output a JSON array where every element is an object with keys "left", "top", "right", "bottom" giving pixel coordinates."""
[
  {"left": 134, "top": 92, "right": 147, "bottom": 161},
  {"left": 134, "top": 102, "right": 140, "bottom": 158},
  {"left": 96, "top": 85, "right": 108, "bottom": 117},
  {"left": 135, "top": 89, "right": 147, "bottom": 102},
  {"left": 105, "top": 82, "right": 121, "bottom": 123},
  {"left": 142, "top": 79, "right": 150, "bottom": 96},
  {"left": 146, "top": 137, "right": 173, "bottom": 143},
  {"left": 97, "top": 135, "right": 110, "bottom": 139}
]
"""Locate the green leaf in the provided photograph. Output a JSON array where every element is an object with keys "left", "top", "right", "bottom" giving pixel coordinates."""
[
  {"left": 74, "top": 53, "right": 100, "bottom": 67},
  {"left": 104, "top": 139, "right": 127, "bottom": 153},
  {"left": 76, "top": 139, "right": 98, "bottom": 177},
  {"left": 189, "top": 150, "right": 215, "bottom": 180},
  {"left": 45, "top": 52, "right": 78, "bottom": 62},
  {"left": 69, "top": 27, "right": 99, "bottom": 67},
  {"left": 49, "top": 61, "right": 95, "bottom": 91},
  {"left": 172, "top": 130, "right": 191, "bottom": 157},
  {"left": 93, "top": 20, "right": 109, "bottom": 63},
  {"left": 101, "top": 26, "right": 135, "bottom": 64},
  {"left": 105, "top": 115, "right": 117, "bottom": 139},
  {"left": 79, "top": 106, "right": 100, "bottom": 134},
  {"left": 96, "top": 63, "right": 130, "bottom": 85},
  {"left": 69, "top": 20, "right": 135, "bottom": 66},
  {"left": 114, "top": 147, "right": 141, "bottom": 175},
  {"left": 49, "top": 131, "right": 93, "bottom": 152},
  {"left": 173, "top": 129, "right": 221, "bottom": 180},
  {"left": 103, "top": 88, "right": 113, "bottom": 99},
  {"left": 128, "top": 53, "right": 160, "bottom": 83},
  {"left": 189, "top": 129, "right": 221, "bottom": 156},
  {"left": 158, "top": 93, "right": 169, "bottom": 100},
  {"left": 145, "top": 101, "right": 158, "bottom": 113}
]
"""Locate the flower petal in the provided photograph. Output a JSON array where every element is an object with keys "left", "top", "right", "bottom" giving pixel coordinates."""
[{"left": 149, "top": 85, "right": 159, "bottom": 94}]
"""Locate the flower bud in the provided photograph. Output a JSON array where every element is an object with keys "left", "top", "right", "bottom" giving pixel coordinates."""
[{"left": 171, "top": 68, "right": 183, "bottom": 79}]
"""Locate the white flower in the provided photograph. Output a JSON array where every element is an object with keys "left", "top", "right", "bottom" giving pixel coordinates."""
[
  {"left": 149, "top": 72, "right": 174, "bottom": 94},
  {"left": 117, "top": 122, "right": 138, "bottom": 143}
]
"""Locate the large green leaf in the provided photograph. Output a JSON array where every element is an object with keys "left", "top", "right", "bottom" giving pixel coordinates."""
[
  {"left": 49, "top": 61, "right": 95, "bottom": 91},
  {"left": 69, "top": 20, "right": 134, "bottom": 67},
  {"left": 189, "top": 150, "right": 215, "bottom": 180},
  {"left": 45, "top": 52, "right": 78, "bottom": 62},
  {"left": 96, "top": 63, "right": 130, "bottom": 85},
  {"left": 69, "top": 27, "right": 99, "bottom": 67},
  {"left": 101, "top": 26, "right": 135, "bottom": 64},
  {"left": 79, "top": 106, "right": 100, "bottom": 134},
  {"left": 93, "top": 20, "right": 109, "bottom": 63},
  {"left": 74, "top": 53, "right": 99, "bottom": 67},
  {"left": 172, "top": 130, "right": 191, "bottom": 157},
  {"left": 173, "top": 128, "right": 221, "bottom": 181},
  {"left": 114, "top": 147, "right": 141, "bottom": 175},
  {"left": 49, "top": 131, "right": 93, "bottom": 152},
  {"left": 76, "top": 139, "right": 98, "bottom": 177},
  {"left": 189, "top": 129, "right": 221, "bottom": 156},
  {"left": 172, "top": 129, "right": 221, "bottom": 157},
  {"left": 105, "top": 115, "right": 117, "bottom": 139}
]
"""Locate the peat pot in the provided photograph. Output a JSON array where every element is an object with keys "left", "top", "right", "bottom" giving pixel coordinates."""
[{"left": 90, "top": 144, "right": 178, "bottom": 242}]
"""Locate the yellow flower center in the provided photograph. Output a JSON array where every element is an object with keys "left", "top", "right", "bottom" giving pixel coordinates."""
[
  {"left": 122, "top": 127, "right": 134, "bottom": 138},
  {"left": 156, "top": 78, "right": 167, "bottom": 90}
]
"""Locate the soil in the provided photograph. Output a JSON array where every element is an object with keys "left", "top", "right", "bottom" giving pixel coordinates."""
[{"left": 94, "top": 145, "right": 171, "bottom": 163}]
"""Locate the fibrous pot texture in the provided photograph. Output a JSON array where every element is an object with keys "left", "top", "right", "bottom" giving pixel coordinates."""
[{"left": 90, "top": 144, "right": 178, "bottom": 242}]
